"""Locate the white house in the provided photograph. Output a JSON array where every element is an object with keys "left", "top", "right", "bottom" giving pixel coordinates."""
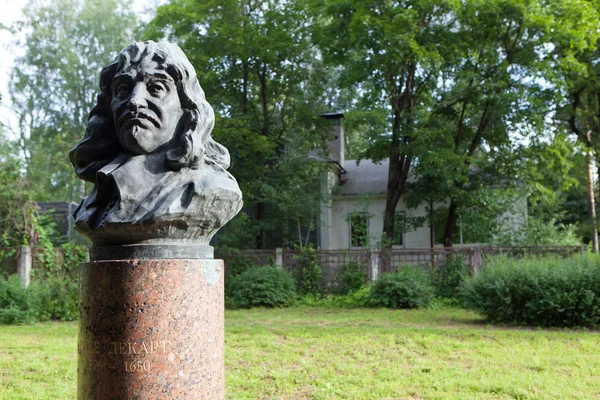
[{"left": 317, "top": 113, "right": 526, "bottom": 250}]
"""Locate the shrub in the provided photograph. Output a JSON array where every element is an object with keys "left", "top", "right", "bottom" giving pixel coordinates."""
[
  {"left": 295, "top": 246, "right": 322, "bottom": 296},
  {"left": 433, "top": 257, "right": 469, "bottom": 299},
  {"left": 0, "top": 275, "right": 34, "bottom": 324},
  {"left": 29, "top": 276, "right": 79, "bottom": 321},
  {"left": 334, "top": 261, "right": 367, "bottom": 295},
  {"left": 370, "top": 267, "right": 435, "bottom": 309},
  {"left": 461, "top": 255, "right": 600, "bottom": 327},
  {"left": 220, "top": 249, "right": 268, "bottom": 296},
  {"left": 229, "top": 266, "right": 296, "bottom": 308},
  {"left": 0, "top": 274, "right": 79, "bottom": 324}
]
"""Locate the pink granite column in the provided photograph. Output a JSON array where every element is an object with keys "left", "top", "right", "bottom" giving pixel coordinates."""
[{"left": 77, "top": 259, "right": 224, "bottom": 399}]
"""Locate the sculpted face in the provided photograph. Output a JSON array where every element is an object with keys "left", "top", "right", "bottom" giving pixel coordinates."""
[{"left": 111, "top": 59, "right": 183, "bottom": 155}]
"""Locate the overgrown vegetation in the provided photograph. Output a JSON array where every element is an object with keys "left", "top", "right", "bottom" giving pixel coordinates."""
[
  {"left": 0, "top": 275, "right": 79, "bottom": 324},
  {"left": 334, "top": 260, "right": 367, "bottom": 295},
  {"left": 370, "top": 267, "right": 436, "bottom": 309},
  {"left": 293, "top": 245, "right": 322, "bottom": 296},
  {"left": 219, "top": 249, "right": 275, "bottom": 297},
  {"left": 0, "top": 242, "right": 86, "bottom": 324},
  {"left": 228, "top": 266, "right": 296, "bottom": 309},
  {"left": 433, "top": 257, "right": 469, "bottom": 299},
  {"left": 461, "top": 255, "right": 600, "bottom": 327}
]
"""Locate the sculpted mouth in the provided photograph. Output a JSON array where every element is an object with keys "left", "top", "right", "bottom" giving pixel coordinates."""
[{"left": 119, "top": 112, "right": 160, "bottom": 129}]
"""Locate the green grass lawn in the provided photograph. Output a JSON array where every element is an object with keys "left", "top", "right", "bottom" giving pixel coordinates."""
[{"left": 0, "top": 307, "right": 599, "bottom": 399}]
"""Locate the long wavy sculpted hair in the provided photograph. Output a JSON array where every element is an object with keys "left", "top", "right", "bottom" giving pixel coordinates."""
[{"left": 70, "top": 41, "right": 230, "bottom": 183}]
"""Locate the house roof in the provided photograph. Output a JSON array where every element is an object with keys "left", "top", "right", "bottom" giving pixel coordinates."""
[
  {"left": 336, "top": 159, "right": 516, "bottom": 197},
  {"left": 338, "top": 159, "right": 390, "bottom": 196}
]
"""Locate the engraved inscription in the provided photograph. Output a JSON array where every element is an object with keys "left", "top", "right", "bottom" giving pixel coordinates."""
[
  {"left": 125, "top": 360, "right": 152, "bottom": 372},
  {"left": 80, "top": 339, "right": 171, "bottom": 355},
  {"left": 80, "top": 338, "right": 172, "bottom": 372},
  {"left": 108, "top": 340, "right": 171, "bottom": 355}
]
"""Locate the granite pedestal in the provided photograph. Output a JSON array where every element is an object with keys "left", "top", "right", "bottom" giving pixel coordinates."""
[{"left": 77, "top": 256, "right": 224, "bottom": 399}]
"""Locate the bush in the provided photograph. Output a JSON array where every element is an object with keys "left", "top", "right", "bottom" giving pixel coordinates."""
[
  {"left": 295, "top": 246, "right": 322, "bottom": 296},
  {"left": 29, "top": 276, "right": 78, "bottom": 321},
  {"left": 370, "top": 267, "right": 435, "bottom": 309},
  {"left": 0, "top": 274, "right": 79, "bottom": 324},
  {"left": 229, "top": 266, "right": 296, "bottom": 308},
  {"left": 433, "top": 257, "right": 469, "bottom": 299},
  {"left": 334, "top": 261, "right": 367, "bottom": 295},
  {"left": 220, "top": 249, "right": 276, "bottom": 297},
  {"left": 461, "top": 255, "right": 600, "bottom": 327},
  {"left": 0, "top": 275, "right": 34, "bottom": 324}
]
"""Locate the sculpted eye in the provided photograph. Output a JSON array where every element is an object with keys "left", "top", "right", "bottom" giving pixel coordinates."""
[
  {"left": 148, "top": 82, "right": 167, "bottom": 95},
  {"left": 115, "top": 84, "right": 131, "bottom": 97}
]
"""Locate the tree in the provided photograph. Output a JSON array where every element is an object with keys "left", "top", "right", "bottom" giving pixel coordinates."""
[
  {"left": 311, "top": 0, "right": 457, "bottom": 243},
  {"left": 425, "top": 0, "right": 557, "bottom": 246},
  {"left": 9, "top": 0, "right": 139, "bottom": 202},
  {"left": 548, "top": 0, "right": 600, "bottom": 252},
  {"left": 315, "top": 0, "right": 598, "bottom": 247},
  {"left": 148, "top": 0, "right": 331, "bottom": 249},
  {"left": 0, "top": 129, "right": 55, "bottom": 249}
]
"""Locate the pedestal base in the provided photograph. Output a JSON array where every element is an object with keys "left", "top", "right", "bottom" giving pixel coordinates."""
[{"left": 77, "top": 259, "right": 224, "bottom": 399}]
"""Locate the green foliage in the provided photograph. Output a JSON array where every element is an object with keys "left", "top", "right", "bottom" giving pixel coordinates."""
[
  {"left": 433, "top": 258, "right": 469, "bottom": 299},
  {"left": 149, "top": 0, "right": 331, "bottom": 248},
  {"left": 214, "top": 213, "right": 258, "bottom": 250},
  {"left": 229, "top": 266, "right": 296, "bottom": 309},
  {"left": 0, "top": 273, "right": 79, "bottom": 325},
  {"left": 516, "top": 217, "right": 581, "bottom": 246},
  {"left": 335, "top": 261, "right": 367, "bottom": 295},
  {"left": 8, "top": 0, "right": 138, "bottom": 202},
  {"left": 0, "top": 276, "right": 34, "bottom": 324},
  {"left": 60, "top": 242, "right": 88, "bottom": 277},
  {"left": 370, "top": 268, "right": 435, "bottom": 309},
  {"left": 294, "top": 246, "right": 322, "bottom": 296},
  {"left": 461, "top": 255, "right": 600, "bottom": 328},
  {"left": 0, "top": 240, "right": 83, "bottom": 325},
  {"left": 28, "top": 276, "right": 78, "bottom": 322},
  {"left": 0, "top": 147, "right": 57, "bottom": 249},
  {"left": 220, "top": 249, "right": 276, "bottom": 296}
]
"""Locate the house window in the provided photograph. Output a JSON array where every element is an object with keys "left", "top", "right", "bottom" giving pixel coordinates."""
[
  {"left": 391, "top": 212, "right": 405, "bottom": 246},
  {"left": 349, "top": 213, "right": 369, "bottom": 248}
]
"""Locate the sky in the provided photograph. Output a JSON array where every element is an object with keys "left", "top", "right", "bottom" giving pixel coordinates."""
[
  {"left": 0, "top": 0, "right": 26, "bottom": 129},
  {"left": 0, "top": 0, "right": 162, "bottom": 134}
]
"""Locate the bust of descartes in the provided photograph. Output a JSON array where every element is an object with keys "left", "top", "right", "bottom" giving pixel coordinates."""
[{"left": 70, "top": 41, "right": 242, "bottom": 247}]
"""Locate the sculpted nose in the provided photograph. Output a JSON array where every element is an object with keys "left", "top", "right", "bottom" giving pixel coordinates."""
[{"left": 127, "top": 84, "right": 147, "bottom": 110}]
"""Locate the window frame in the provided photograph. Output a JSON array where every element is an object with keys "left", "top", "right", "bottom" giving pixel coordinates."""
[
  {"left": 348, "top": 212, "right": 370, "bottom": 249},
  {"left": 391, "top": 211, "right": 406, "bottom": 248}
]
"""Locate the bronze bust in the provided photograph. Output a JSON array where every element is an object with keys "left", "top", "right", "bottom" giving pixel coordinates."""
[{"left": 70, "top": 41, "right": 242, "bottom": 249}]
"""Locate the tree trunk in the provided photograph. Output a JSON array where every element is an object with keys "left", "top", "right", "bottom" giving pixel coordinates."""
[
  {"left": 443, "top": 200, "right": 459, "bottom": 248},
  {"left": 383, "top": 66, "right": 415, "bottom": 243},
  {"left": 382, "top": 154, "right": 412, "bottom": 243},
  {"left": 258, "top": 63, "right": 269, "bottom": 136},
  {"left": 383, "top": 97, "right": 402, "bottom": 243},
  {"left": 429, "top": 199, "right": 435, "bottom": 248},
  {"left": 586, "top": 145, "right": 599, "bottom": 254}
]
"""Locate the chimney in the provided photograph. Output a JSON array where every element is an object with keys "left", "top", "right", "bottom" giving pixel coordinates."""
[{"left": 321, "top": 112, "right": 344, "bottom": 169}]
